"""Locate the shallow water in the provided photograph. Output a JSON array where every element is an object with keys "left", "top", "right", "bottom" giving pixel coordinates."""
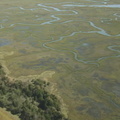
[
  {"left": 0, "top": 0, "right": 120, "bottom": 120},
  {"left": 63, "top": 4, "right": 120, "bottom": 8}
]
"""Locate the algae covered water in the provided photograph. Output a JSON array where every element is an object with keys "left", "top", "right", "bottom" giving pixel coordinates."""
[{"left": 0, "top": 0, "right": 120, "bottom": 120}]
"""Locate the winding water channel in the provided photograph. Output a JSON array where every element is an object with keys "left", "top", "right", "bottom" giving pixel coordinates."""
[
  {"left": 0, "top": 0, "right": 120, "bottom": 120},
  {"left": 1, "top": 2, "right": 119, "bottom": 64}
]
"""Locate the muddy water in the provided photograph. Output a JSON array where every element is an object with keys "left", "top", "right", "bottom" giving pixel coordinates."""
[{"left": 0, "top": 0, "right": 120, "bottom": 120}]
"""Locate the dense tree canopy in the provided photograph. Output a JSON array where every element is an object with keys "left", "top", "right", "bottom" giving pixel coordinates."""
[{"left": 0, "top": 65, "right": 68, "bottom": 120}]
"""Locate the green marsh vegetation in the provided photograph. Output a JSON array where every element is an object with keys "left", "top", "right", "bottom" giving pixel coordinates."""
[{"left": 0, "top": 0, "right": 120, "bottom": 120}]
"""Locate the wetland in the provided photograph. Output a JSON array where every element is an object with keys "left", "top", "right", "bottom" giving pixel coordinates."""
[{"left": 0, "top": 0, "right": 120, "bottom": 120}]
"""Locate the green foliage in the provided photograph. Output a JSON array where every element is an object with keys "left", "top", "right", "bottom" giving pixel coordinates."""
[{"left": 0, "top": 66, "right": 68, "bottom": 120}]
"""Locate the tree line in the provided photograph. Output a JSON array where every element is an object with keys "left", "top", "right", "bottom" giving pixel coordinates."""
[{"left": 0, "top": 65, "right": 69, "bottom": 120}]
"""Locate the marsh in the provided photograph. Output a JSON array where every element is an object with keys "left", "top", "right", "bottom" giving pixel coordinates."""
[{"left": 0, "top": 0, "right": 120, "bottom": 120}]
